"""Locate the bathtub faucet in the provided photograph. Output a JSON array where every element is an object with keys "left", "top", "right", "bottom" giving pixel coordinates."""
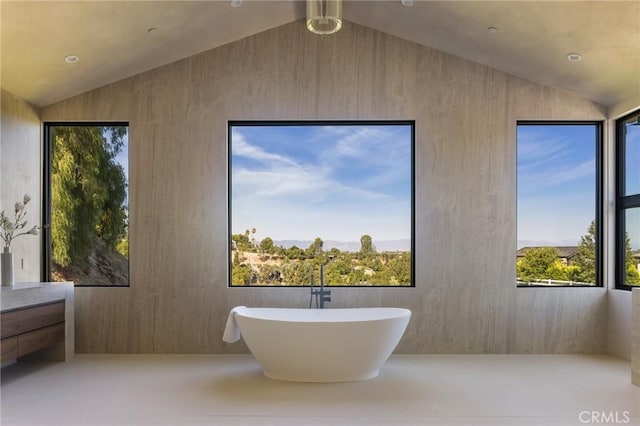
[{"left": 310, "top": 264, "right": 331, "bottom": 309}]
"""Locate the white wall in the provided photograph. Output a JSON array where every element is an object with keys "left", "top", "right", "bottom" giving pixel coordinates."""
[
  {"left": 608, "top": 290, "right": 633, "bottom": 360},
  {"left": 0, "top": 90, "right": 42, "bottom": 283}
]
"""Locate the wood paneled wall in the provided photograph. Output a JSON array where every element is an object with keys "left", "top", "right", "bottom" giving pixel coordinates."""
[{"left": 40, "top": 20, "right": 607, "bottom": 354}]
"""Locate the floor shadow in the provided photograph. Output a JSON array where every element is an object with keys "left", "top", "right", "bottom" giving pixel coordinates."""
[
  {"left": 199, "top": 363, "right": 426, "bottom": 407},
  {"left": 0, "top": 361, "right": 59, "bottom": 386}
]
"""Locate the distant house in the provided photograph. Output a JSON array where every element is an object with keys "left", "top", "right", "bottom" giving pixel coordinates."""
[{"left": 516, "top": 246, "right": 579, "bottom": 265}]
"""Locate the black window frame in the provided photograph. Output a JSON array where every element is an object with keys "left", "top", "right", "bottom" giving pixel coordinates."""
[
  {"left": 516, "top": 120, "right": 604, "bottom": 288},
  {"left": 227, "top": 119, "right": 416, "bottom": 288},
  {"left": 42, "top": 122, "right": 130, "bottom": 287},
  {"left": 615, "top": 109, "right": 640, "bottom": 290}
]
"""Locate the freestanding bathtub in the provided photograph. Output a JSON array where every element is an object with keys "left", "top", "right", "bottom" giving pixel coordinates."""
[{"left": 233, "top": 307, "right": 411, "bottom": 382}]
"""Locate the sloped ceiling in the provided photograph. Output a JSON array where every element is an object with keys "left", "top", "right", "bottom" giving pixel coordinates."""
[{"left": 2, "top": 1, "right": 639, "bottom": 109}]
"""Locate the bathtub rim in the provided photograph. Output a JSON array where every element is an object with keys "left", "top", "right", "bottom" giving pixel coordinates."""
[{"left": 235, "top": 307, "right": 411, "bottom": 323}]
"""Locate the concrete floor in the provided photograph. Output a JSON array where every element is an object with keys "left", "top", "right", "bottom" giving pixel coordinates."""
[{"left": 1, "top": 354, "right": 638, "bottom": 426}]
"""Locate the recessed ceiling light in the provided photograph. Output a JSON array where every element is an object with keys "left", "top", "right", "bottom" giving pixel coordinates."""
[
  {"left": 488, "top": 26, "right": 499, "bottom": 34},
  {"left": 230, "top": 0, "right": 242, "bottom": 7},
  {"left": 567, "top": 53, "right": 582, "bottom": 62},
  {"left": 401, "top": 0, "right": 414, "bottom": 6},
  {"left": 64, "top": 55, "right": 79, "bottom": 64}
]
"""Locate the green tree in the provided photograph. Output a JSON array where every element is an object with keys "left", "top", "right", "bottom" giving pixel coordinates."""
[
  {"left": 572, "top": 220, "right": 596, "bottom": 284},
  {"left": 307, "top": 237, "right": 324, "bottom": 258},
  {"left": 384, "top": 253, "right": 411, "bottom": 285},
  {"left": 626, "top": 263, "right": 640, "bottom": 285},
  {"left": 280, "top": 261, "right": 313, "bottom": 285},
  {"left": 516, "top": 247, "right": 560, "bottom": 283},
  {"left": 323, "top": 263, "right": 343, "bottom": 284},
  {"left": 571, "top": 220, "right": 640, "bottom": 285},
  {"left": 259, "top": 237, "right": 274, "bottom": 254},
  {"left": 360, "top": 234, "right": 374, "bottom": 257},
  {"left": 232, "top": 233, "right": 252, "bottom": 251},
  {"left": 258, "top": 264, "right": 281, "bottom": 284},
  {"left": 285, "top": 245, "right": 305, "bottom": 260},
  {"left": 116, "top": 236, "right": 129, "bottom": 258},
  {"left": 51, "top": 126, "right": 127, "bottom": 267},
  {"left": 328, "top": 247, "right": 341, "bottom": 259},
  {"left": 545, "top": 260, "right": 581, "bottom": 281},
  {"left": 624, "top": 234, "right": 640, "bottom": 285},
  {"left": 347, "top": 268, "right": 367, "bottom": 284},
  {"left": 96, "top": 162, "right": 127, "bottom": 247},
  {"left": 232, "top": 264, "right": 253, "bottom": 285}
]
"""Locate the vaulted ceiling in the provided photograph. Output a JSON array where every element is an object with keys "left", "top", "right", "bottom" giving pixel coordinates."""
[{"left": 2, "top": 1, "right": 638, "bottom": 109}]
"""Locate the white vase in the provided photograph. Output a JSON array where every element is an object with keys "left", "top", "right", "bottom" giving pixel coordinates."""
[{"left": 1, "top": 247, "right": 14, "bottom": 287}]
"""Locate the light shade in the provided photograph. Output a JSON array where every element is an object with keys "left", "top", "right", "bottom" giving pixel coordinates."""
[{"left": 306, "top": 0, "right": 342, "bottom": 35}]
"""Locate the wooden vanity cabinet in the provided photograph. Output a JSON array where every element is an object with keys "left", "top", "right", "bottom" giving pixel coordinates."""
[{"left": 1, "top": 300, "right": 65, "bottom": 363}]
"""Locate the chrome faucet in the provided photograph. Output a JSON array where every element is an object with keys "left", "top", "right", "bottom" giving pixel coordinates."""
[{"left": 310, "top": 264, "right": 331, "bottom": 309}]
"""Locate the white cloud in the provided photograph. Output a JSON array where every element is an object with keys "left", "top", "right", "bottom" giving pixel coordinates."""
[
  {"left": 233, "top": 165, "right": 389, "bottom": 203},
  {"left": 330, "top": 126, "right": 410, "bottom": 167},
  {"left": 517, "top": 135, "right": 568, "bottom": 164},
  {"left": 520, "top": 158, "right": 595, "bottom": 190},
  {"left": 232, "top": 130, "right": 299, "bottom": 168},
  {"left": 546, "top": 159, "right": 595, "bottom": 184},
  {"left": 517, "top": 128, "right": 595, "bottom": 191},
  {"left": 233, "top": 167, "right": 324, "bottom": 200},
  {"left": 232, "top": 128, "right": 394, "bottom": 202}
]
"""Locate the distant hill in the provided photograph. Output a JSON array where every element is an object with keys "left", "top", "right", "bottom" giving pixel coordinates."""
[
  {"left": 273, "top": 239, "right": 411, "bottom": 252},
  {"left": 517, "top": 239, "right": 579, "bottom": 250},
  {"left": 52, "top": 236, "right": 128, "bottom": 286}
]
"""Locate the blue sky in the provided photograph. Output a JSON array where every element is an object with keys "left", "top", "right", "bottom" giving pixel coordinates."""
[
  {"left": 230, "top": 124, "right": 412, "bottom": 243},
  {"left": 517, "top": 124, "right": 597, "bottom": 248}
]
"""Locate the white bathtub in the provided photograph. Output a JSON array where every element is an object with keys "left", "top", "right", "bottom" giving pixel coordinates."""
[{"left": 234, "top": 307, "right": 411, "bottom": 382}]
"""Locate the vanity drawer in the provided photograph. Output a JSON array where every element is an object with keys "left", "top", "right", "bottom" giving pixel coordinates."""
[
  {"left": 17, "top": 323, "right": 65, "bottom": 357},
  {"left": 1, "top": 311, "right": 18, "bottom": 339},
  {"left": 17, "top": 301, "right": 65, "bottom": 335},
  {"left": 1, "top": 300, "right": 66, "bottom": 363}
]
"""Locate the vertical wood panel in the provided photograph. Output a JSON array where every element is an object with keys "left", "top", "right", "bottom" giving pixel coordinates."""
[{"left": 41, "top": 20, "right": 607, "bottom": 354}]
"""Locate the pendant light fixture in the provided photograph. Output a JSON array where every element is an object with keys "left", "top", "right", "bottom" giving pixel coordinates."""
[{"left": 306, "top": 0, "right": 342, "bottom": 35}]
